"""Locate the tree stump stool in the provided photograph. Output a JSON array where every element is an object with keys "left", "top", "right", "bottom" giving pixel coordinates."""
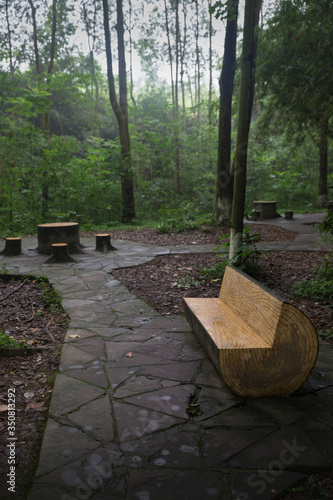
[
  {"left": 1, "top": 237, "right": 22, "bottom": 256},
  {"left": 37, "top": 222, "right": 84, "bottom": 255},
  {"left": 284, "top": 210, "right": 294, "bottom": 220},
  {"left": 253, "top": 201, "right": 279, "bottom": 219},
  {"left": 95, "top": 233, "right": 116, "bottom": 253},
  {"left": 45, "top": 243, "right": 76, "bottom": 264}
]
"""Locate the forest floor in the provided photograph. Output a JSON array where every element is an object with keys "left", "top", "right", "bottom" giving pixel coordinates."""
[{"left": 0, "top": 222, "right": 332, "bottom": 499}]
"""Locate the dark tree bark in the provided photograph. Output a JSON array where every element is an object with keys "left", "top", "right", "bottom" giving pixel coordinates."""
[
  {"left": 103, "top": 0, "right": 136, "bottom": 222},
  {"left": 213, "top": 0, "right": 239, "bottom": 225},
  {"left": 28, "top": 0, "right": 57, "bottom": 219},
  {"left": 229, "top": 0, "right": 261, "bottom": 259},
  {"left": 318, "top": 117, "right": 328, "bottom": 208}
]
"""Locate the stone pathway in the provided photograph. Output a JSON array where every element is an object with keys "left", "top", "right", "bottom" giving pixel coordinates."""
[{"left": 0, "top": 216, "right": 332, "bottom": 500}]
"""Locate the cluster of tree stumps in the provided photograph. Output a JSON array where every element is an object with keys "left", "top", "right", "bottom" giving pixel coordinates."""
[
  {"left": 1, "top": 223, "right": 117, "bottom": 263},
  {"left": 37, "top": 223, "right": 116, "bottom": 263}
]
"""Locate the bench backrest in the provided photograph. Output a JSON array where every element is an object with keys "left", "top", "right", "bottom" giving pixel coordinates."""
[{"left": 219, "top": 265, "right": 283, "bottom": 346}]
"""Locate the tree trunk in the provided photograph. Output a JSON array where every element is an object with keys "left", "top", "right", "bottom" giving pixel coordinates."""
[
  {"left": 28, "top": 0, "right": 57, "bottom": 219},
  {"left": 174, "top": 0, "right": 181, "bottom": 194},
  {"left": 229, "top": 0, "right": 260, "bottom": 260},
  {"left": 214, "top": 0, "right": 239, "bottom": 226},
  {"left": 318, "top": 118, "right": 328, "bottom": 208},
  {"left": 103, "top": 0, "right": 136, "bottom": 223},
  {"left": 5, "top": 0, "right": 15, "bottom": 77}
]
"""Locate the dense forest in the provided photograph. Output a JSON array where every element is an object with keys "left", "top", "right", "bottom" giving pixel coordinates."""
[{"left": 0, "top": 0, "right": 332, "bottom": 236}]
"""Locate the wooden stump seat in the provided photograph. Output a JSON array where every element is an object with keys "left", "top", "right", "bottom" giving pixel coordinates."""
[
  {"left": 95, "top": 233, "right": 116, "bottom": 253},
  {"left": 37, "top": 222, "right": 84, "bottom": 255},
  {"left": 45, "top": 243, "right": 76, "bottom": 264},
  {"left": 1, "top": 237, "right": 22, "bottom": 256},
  {"left": 183, "top": 265, "right": 318, "bottom": 398}
]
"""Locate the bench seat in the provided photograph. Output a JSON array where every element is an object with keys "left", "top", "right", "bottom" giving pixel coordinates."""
[{"left": 183, "top": 265, "right": 318, "bottom": 398}]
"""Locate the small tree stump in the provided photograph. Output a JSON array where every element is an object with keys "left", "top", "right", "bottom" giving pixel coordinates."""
[
  {"left": 95, "top": 233, "right": 116, "bottom": 253},
  {"left": 285, "top": 210, "right": 294, "bottom": 220},
  {"left": 45, "top": 243, "right": 76, "bottom": 264},
  {"left": 37, "top": 222, "right": 84, "bottom": 255},
  {"left": 1, "top": 237, "right": 22, "bottom": 256}
]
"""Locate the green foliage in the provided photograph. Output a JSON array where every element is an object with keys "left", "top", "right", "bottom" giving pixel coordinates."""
[
  {"left": 291, "top": 254, "right": 333, "bottom": 302},
  {"left": 202, "top": 228, "right": 261, "bottom": 279},
  {"left": 173, "top": 275, "right": 203, "bottom": 289},
  {"left": 317, "top": 210, "right": 333, "bottom": 245},
  {"left": 157, "top": 203, "right": 199, "bottom": 234},
  {"left": 319, "top": 328, "right": 333, "bottom": 341},
  {"left": 0, "top": 263, "right": 9, "bottom": 275},
  {"left": 33, "top": 276, "right": 63, "bottom": 314},
  {"left": 0, "top": 331, "right": 27, "bottom": 349}
]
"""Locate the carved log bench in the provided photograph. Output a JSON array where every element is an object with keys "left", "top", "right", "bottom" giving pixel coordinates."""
[{"left": 183, "top": 265, "right": 318, "bottom": 398}]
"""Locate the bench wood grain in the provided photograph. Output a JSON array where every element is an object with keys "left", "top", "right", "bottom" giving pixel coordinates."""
[{"left": 183, "top": 265, "right": 318, "bottom": 397}]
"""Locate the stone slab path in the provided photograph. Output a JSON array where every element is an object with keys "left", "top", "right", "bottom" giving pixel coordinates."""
[{"left": 0, "top": 215, "right": 332, "bottom": 500}]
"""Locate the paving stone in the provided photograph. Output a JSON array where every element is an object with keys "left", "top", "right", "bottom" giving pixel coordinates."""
[
  {"left": 135, "top": 335, "right": 184, "bottom": 360},
  {"left": 194, "top": 359, "right": 231, "bottom": 389},
  {"left": 106, "top": 366, "right": 141, "bottom": 391},
  {"left": 248, "top": 398, "right": 309, "bottom": 424},
  {"left": 122, "top": 385, "right": 194, "bottom": 420},
  {"left": 106, "top": 341, "right": 143, "bottom": 361},
  {"left": 143, "top": 316, "right": 192, "bottom": 332},
  {"left": 49, "top": 374, "right": 104, "bottom": 417},
  {"left": 127, "top": 469, "right": 229, "bottom": 500},
  {"left": 120, "top": 426, "right": 180, "bottom": 466},
  {"left": 62, "top": 363, "right": 108, "bottom": 388},
  {"left": 203, "top": 427, "right": 275, "bottom": 469},
  {"left": 68, "top": 396, "right": 114, "bottom": 442},
  {"left": 230, "top": 470, "right": 306, "bottom": 500},
  {"left": 201, "top": 404, "right": 278, "bottom": 428},
  {"left": 111, "top": 351, "right": 170, "bottom": 368},
  {"left": 30, "top": 444, "right": 123, "bottom": 496},
  {"left": 228, "top": 425, "right": 330, "bottom": 470},
  {"left": 34, "top": 418, "right": 100, "bottom": 477},
  {"left": 140, "top": 360, "right": 202, "bottom": 383},
  {"left": 59, "top": 343, "right": 97, "bottom": 370},
  {"left": 114, "top": 375, "right": 172, "bottom": 398},
  {"left": 64, "top": 328, "right": 97, "bottom": 342},
  {"left": 27, "top": 486, "right": 66, "bottom": 500},
  {"left": 113, "top": 401, "right": 185, "bottom": 442},
  {"left": 147, "top": 429, "right": 202, "bottom": 469},
  {"left": 71, "top": 336, "right": 106, "bottom": 359}
]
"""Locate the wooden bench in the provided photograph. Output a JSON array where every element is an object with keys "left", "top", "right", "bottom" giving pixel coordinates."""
[{"left": 183, "top": 265, "right": 318, "bottom": 398}]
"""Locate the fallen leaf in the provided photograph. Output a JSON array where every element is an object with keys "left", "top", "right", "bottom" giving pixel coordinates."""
[
  {"left": 26, "top": 401, "right": 45, "bottom": 410},
  {"left": 24, "top": 391, "right": 35, "bottom": 399},
  {"left": 0, "top": 404, "right": 8, "bottom": 412},
  {"left": 125, "top": 352, "right": 133, "bottom": 358}
]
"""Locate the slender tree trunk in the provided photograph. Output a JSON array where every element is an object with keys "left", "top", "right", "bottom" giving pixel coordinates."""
[
  {"left": 164, "top": 0, "right": 175, "bottom": 108},
  {"left": 229, "top": 0, "right": 260, "bottom": 260},
  {"left": 82, "top": 1, "right": 100, "bottom": 132},
  {"left": 103, "top": 0, "right": 135, "bottom": 222},
  {"left": 5, "top": 0, "right": 15, "bottom": 77},
  {"left": 174, "top": 0, "right": 181, "bottom": 194},
  {"left": 28, "top": 0, "right": 57, "bottom": 219},
  {"left": 214, "top": 0, "right": 239, "bottom": 225},
  {"left": 318, "top": 117, "right": 328, "bottom": 208}
]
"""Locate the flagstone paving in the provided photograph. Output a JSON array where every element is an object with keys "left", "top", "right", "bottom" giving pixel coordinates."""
[{"left": 0, "top": 215, "right": 332, "bottom": 500}]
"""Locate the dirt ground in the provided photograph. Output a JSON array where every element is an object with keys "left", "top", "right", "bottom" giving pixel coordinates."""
[{"left": 0, "top": 223, "right": 332, "bottom": 499}]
